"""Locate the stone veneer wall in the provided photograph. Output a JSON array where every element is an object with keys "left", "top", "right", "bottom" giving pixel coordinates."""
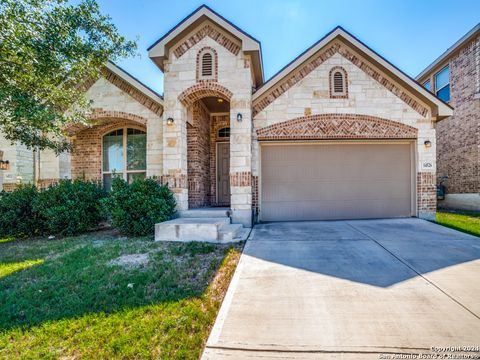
[
  {"left": 253, "top": 50, "right": 437, "bottom": 219},
  {"left": 187, "top": 102, "right": 211, "bottom": 208},
  {"left": 162, "top": 24, "right": 254, "bottom": 226},
  {"left": 0, "top": 133, "right": 34, "bottom": 190},
  {"left": 434, "top": 36, "right": 479, "bottom": 203}
]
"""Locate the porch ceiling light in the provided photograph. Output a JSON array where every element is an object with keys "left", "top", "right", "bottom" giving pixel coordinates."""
[
  {"left": 217, "top": 98, "right": 224, "bottom": 103},
  {"left": 424, "top": 140, "right": 432, "bottom": 148},
  {"left": 166, "top": 117, "right": 174, "bottom": 125},
  {"left": 237, "top": 113, "right": 242, "bottom": 122}
]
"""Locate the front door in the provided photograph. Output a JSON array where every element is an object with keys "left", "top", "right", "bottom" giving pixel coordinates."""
[{"left": 217, "top": 142, "right": 230, "bottom": 205}]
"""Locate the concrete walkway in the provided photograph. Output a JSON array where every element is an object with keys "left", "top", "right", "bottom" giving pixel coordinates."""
[{"left": 203, "top": 218, "right": 480, "bottom": 359}]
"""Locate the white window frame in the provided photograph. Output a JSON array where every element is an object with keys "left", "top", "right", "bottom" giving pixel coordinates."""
[{"left": 101, "top": 126, "right": 147, "bottom": 184}]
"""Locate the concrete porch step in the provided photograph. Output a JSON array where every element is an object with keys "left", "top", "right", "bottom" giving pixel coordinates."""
[
  {"left": 155, "top": 217, "right": 233, "bottom": 242},
  {"left": 218, "top": 223, "right": 243, "bottom": 241},
  {"left": 179, "top": 208, "right": 230, "bottom": 219}
]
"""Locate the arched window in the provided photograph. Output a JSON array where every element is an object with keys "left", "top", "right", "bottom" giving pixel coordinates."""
[
  {"left": 102, "top": 127, "right": 146, "bottom": 190},
  {"left": 218, "top": 127, "right": 230, "bottom": 138},
  {"left": 329, "top": 67, "right": 348, "bottom": 98},
  {"left": 198, "top": 48, "right": 216, "bottom": 80}
]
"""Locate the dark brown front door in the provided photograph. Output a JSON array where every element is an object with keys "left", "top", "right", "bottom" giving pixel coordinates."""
[{"left": 217, "top": 142, "right": 230, "bottom": 205}]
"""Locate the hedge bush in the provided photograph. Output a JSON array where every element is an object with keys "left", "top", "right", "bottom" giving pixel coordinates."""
[
  {"left": 33, "top": 179, "right": 107, "bottom": 236},
  {"left": 0, "top": 185, "right": 44, "bottom": 237},
  {"left": 107, "top": 177, "right": 176, "bottom": 236}
]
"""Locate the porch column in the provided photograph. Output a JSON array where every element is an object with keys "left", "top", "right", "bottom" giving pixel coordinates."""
[
  {"left": 162, "top": 101, "right": 188, "bottom": 211},
  {"left": 230, "top": 96, "right": 253, "bottom": 227}
]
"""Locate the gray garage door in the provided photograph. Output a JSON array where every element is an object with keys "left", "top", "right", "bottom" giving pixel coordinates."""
[{"left": 260, "top": 143, "right": 413, "bottom": 221}]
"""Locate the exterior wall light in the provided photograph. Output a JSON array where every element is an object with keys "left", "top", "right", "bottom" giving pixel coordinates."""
[
  {"left": 166, "top": 117, "right": 174, "bottom": 126},
  {"left": 424, "top": 140, "right": 432, "bottom": 148},
  {"left": 237, "top": 113, "right": 242, "bottom": 122}
]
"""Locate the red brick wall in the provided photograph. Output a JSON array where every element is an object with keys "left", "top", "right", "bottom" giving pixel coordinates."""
[
  {"left": 435, "top": 36, "right": 479, "bottom": 195},
  {"left": 417, "top": 172, "right": 437, "bottom": 214},
  {"left": 71, "top": 119, "right": 146, "bottom": 181},
  {"left": 187, "top": 102, "right": 211, "bottom": 208}
]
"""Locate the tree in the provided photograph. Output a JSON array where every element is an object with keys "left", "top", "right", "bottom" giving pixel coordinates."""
[{"left": 0, "top": 0, "right": 136, "bottom": 153}]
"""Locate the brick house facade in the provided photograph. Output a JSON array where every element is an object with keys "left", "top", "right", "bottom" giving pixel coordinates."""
[
  {"left": 417, "top": 24, "right": 480, "bottom": 211},
  {"left": 0, "top": 5, "right": 453, "bottom": 226}
]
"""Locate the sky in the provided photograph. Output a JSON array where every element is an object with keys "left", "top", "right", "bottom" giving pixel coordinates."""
[{"left": 95, "top": 0, "right": 480, "bottom": 95}]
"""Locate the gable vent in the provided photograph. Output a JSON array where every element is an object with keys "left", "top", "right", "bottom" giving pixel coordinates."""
[
  {"left": 202, "top": 53, "right": 213, "bottom": 77},
  {"left": 333, "top": 72, "right": 344, "bottom": 93}
]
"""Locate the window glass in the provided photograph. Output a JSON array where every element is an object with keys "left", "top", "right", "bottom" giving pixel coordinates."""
[
  {"left": 127, "top": 129, "right": 146, "bottom": 170},
  {"left": 436, "top": 85, "right": 450, "bottom": 102},
  {"left": 102, "top": 128, "right": 147, "bottom": 191},
  {"left": 435, "top": 67, "right": 449, "bottom": 90},
  {"left": 103, "top": 174, "right": 112, "bottom": 191},
  {"left": 423, "top": 80, "right": 431, "bottom": 91},
  {"left": 435, "top": 67, "right": 450, "bottom": 102},
  {"left": 103, "top": 129, "right": 123, "bottom": 172},
  {"left": 128, "top": 172, "right": 146, "bottom": 184},
  {"left": 218, "top": 127, "right": 230, "bottom": 138}
]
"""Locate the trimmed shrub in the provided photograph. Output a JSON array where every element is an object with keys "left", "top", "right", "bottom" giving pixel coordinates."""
[
  {"left": 0, "top": 185, "right": 44, "bottom": 237},
  {"left": 33, "top": 179, "right": 106, "bottom": 236},
  {"left": 107, "top": 177, "right": 176, "bottom": 236}
]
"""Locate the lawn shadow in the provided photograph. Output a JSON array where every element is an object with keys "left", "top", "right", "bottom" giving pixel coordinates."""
[{"left": 0, "top": 235, "right": 234, "bottom": 331}]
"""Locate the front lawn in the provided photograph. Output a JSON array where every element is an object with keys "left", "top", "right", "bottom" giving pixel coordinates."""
[
  {"left": 0, "top": 231, "right": 242, "bottom": 359},
  {"left": 436, "top": 211, "right": 480, "bottom": 237}
]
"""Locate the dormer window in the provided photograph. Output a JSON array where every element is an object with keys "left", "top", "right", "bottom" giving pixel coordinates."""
[
  {"left": 198, "top": 48, "right": 217, "bottom": 81},
  {"left": 329, "top": 66, "right": 348, "bottom": 98}
]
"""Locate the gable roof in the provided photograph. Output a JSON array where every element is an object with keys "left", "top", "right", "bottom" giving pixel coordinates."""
[
  {"left": 416, "top": 23, "right": 480, "bottom": 81},
  {"left": 97, "top": 61, "right": 164, "bottom": 116},
  {"left": 148, "top": 4, "right": 264, "bottom": 87},
  {"left": 105, "top": 61, "right": 164, "bottom": 105},
  {"left": 253, "top": 26, "right": 453, "bottom": 120}
]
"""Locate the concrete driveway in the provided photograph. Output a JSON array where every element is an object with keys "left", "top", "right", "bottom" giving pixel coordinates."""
[{"left": 203, "top": 218, "right": 480, "bottom": 359}]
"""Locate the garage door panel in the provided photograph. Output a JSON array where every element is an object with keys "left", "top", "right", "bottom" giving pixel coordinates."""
[{"left": 261, "top": 143, "right": 413, "bottom": 221}]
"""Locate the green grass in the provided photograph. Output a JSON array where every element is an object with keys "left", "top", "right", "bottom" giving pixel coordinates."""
[
  {"left": 0, "top": 231, "right": 242, "bottom": 359},
  {"left": 436, "top": 211, "right": 480, "bottom": 237}
]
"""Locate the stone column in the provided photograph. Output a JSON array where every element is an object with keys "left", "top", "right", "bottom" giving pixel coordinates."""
[
  {"left": 162, "top": 101, "right": 188, "bottom": 211},
  {"left": 146, "top": 116, "right": 163, "bottom": 179},
  {"left": 229, "top": 96, "right": 253, "bottom": 227}
]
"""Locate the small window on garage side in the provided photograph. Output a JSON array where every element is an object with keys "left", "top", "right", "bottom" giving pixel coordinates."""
[
  {"left": 329, "top": 67, "right": 348, "bottom": 98},
  {"left": 218, "top": 127, "right": 230, "bottom": 138}
]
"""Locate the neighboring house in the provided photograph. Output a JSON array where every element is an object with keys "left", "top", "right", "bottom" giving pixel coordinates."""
[
  {"left": 416, "top": 23, "right": 480, "bottom": 211},
  {"left": 0, "top": 5, "right": 452, "bottom": 227}
]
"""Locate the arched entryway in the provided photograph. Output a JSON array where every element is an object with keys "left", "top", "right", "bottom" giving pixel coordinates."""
[
  {"left": 186, "top": 96, "right": 231, "bottom": 208},
  {"left": 177, "top": 83, "right": 234, "bottom": 209}
]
